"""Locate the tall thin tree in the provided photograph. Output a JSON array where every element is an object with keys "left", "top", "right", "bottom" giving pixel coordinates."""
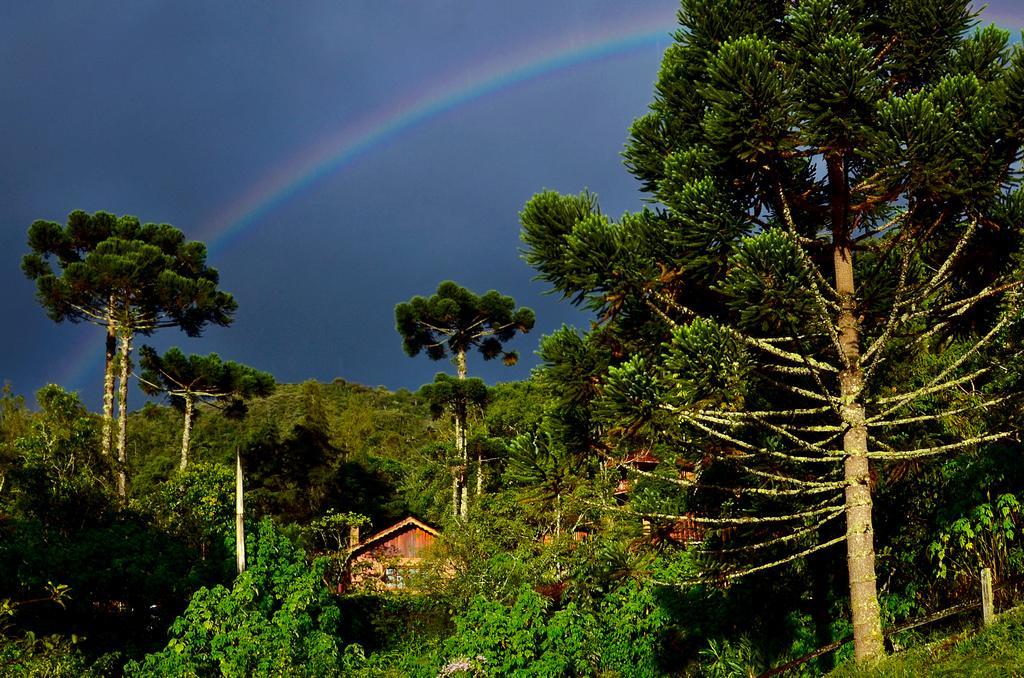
[
  {"left": 138, "top": 347, "right": 274, "bottom": 470},
  {"left": 396, "top": 281, "right": 534, "bottom": 518},
  {"left": 23, "top": 212, "right": 237, "bottom": 498}
]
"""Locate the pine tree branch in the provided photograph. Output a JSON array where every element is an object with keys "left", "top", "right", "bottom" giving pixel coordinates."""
[
  {"left": 743, "top": 412, "right": 844, "bottom": 456},
  {"left": 853, "top": 209, "right": 910, "bottom": 242},
  {"left": 69, "top": 302, "right": 113, "bottom": 325},
  {"left": 664, "top": 407, "right": 844, "bottom": 465},
  {"left": 773, "top": 181, "right": 850, "bottom": 372},
  {"left": 698, "top": 508, "right": 845, "bottom": 555},
  {"left": 900, "top": 217, "right": 979, "bottom": 310},
  {"left": 730, "top": 461, "right": 846, "bottom": 488},
  {"left": 872, "top": 367, "right": 990, "bottom": 414},
  {"left": 624, "top": 464, "right": 844, "bottom": 496},
  {"left": 693, "top": 405, "right": 833, "bottom": 419},
  {"left": 691, "top": 410, "right": 842, "bottom": 433},
  {"left": 647, "top": 290, "right": 839, "bottom": 373},
  {"left": 872, "top": 307, "right": 1012, "bottom": 417},
  {"left": 906, "top": 280, "right": 1024, "bottom": 323},
  {"left": 758, "top": 374, "right": 837, "bottom": 404},
  {"left": 861, "top": 235, "right": 915, "bottom": 373},
  {"left": 867, "top": 395, "right": 1012, "bottom": 427},
  {"left": 656, "top": 534, "right": 847, "bottom": 586},
  {"left": 760, "top": 363, "right": 820, "bottom": 376},
  {"left": 866, "top": 432, "right": 1011, "bottom": 460},
  {"left": 774, "top": 183, "right": 840, "bottom": 305},
  {"left": 609, "top": 501, "right": 845, "bottom": 526}
]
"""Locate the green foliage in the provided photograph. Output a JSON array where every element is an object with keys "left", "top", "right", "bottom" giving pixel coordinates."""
[
  {"left": 930, "top": 493, "right": 1024, "bottom": 584},
  {"left": 442, "top": 587, "right": 589, "bottom": 676},
  {"left": 698, "top": 635, "right": 767, "bottom": 678},
  {"left": 127, "top": 379, "right": 442, "bottom": 527},
  {"left": 152, "top": 462, "right": 236, "bottom": 545},
  {"left": 0, "top": 634, "right": 113, "bottom": 678},
  {"left": 8, "top": 386, "right": 114, "bottom": 525},
  {"left": 22, "top": 210, "right": 236, "bottom": 336},
  {"left": 418, "top": 374, "right": 488, "bottom": 420},
  {"left": 305, "top": 510, "right": 370, "bottom": 553},
  {"left": 441, "top": 582, "right": 668, "bottom": 676},
  {"left": 127, "top": 520, "right": 344, "bottom": 677},
  {"left": 0, "top": 583, "right": 100, "bottom": 677},
  {"left": 520, "top": 6, "right": 1024, "bottom": 668},
  {"left": 833, "top": 607, "right": 1024, "bottom": 677},
  {"left": 395, "top": 280, "right": 535, "bottom": 366},
  {"left": 138, "top": 346, "right": 274, "bottom": 413},
  {"left": 719, "top": 230, "right": 816, "bottom": 335},
  {"left": 14, "top": 386, "right": 108, "bottom": 490},
  {"left": 662, "top": 318, "right": 750, "bottom": 409}
]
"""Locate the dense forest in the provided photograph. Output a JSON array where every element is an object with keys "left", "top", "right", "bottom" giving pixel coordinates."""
[{"left": 5, "top": 1, "right": 1024, "bottom": 675}]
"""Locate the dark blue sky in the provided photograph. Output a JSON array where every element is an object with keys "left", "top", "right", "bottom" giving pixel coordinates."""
[{"left": 2, "top": 2, "right": 1021, "bottom": 410}]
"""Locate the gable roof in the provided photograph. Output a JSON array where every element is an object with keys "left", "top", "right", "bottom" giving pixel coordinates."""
[{"left": 354, "top": 516, "right": 439, "bottom": 552}]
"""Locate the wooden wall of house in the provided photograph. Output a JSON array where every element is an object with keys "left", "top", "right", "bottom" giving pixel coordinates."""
[{"left": 356, "top": 526, "right": 436, "bottom": 562}]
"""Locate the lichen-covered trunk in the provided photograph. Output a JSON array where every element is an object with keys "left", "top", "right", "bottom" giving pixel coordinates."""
[
  {"left": 235, "top": 449, "right": 246, "bottom": 574},
  {"left": 476, "top": 448, "right": 483, "bottom": 496},
  {"left": 180, "top": 394, "right": 194, "bottom": 471},
  {"left": 455, "top": 349, "right": 468, "bottom": 519},
  {"left": 834, "top": 231, "right": 884, "bottom": 663},
  {"left": 455, "top": 404, "right": 468, "bottom": 519},
  {"left": 101, "top": 311, "right": 116, "bottom": 458},
  {"left": 115, "top": 331, "right": 132, "bottom": 502},
  {"left": 451, "top": 470, "right": 460, "bottom": 519}
]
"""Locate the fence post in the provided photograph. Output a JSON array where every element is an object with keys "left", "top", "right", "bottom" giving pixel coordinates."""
[{"left": 981, "top": 567, "right": 994, "bottom": 626}]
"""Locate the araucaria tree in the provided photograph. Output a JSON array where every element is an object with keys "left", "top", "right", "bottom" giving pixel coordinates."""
[
  {"left": 23, "top": 211, "right": 237, "bottom": 498},
  {"left": 396, "top": 281, "right": 535, "bottom": 518},
  {"left": 419, "top": 373, "right": 489, "bottom": 518},
  {"left": 138, "top": 347, "right": 274, "bottom": 470},
  {"left": 521, "top": 1, "right": 1024, "bottom": 663}
]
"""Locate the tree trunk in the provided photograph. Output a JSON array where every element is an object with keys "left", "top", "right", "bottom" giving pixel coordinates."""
[
  {"left": 476, "top": 448, "right": 483, "bottom": 496},
  {"left": 453, "top": 410, "right": 467, "bottom": 519},
  {"left": 460, "top": 479, "right": 468, "bottom": 518},
  {"left": 180, "top": 394, "right": 194, "bottom": 470},
  {"left": 451, "top": 469, "right": 460, "bottom": 519},
  {"left": 235, "top": 449, "right": 246, "bottom": 574},
  {"left": 101, "top": 310, "right": 116, "bottom": 458},
  {"left": 455, "top": 349, "right": 468, "bottom": 519},
  {"left": 115, "top": 330, "right": 132, "bottom": 502},
  {"left": 829, "top": 156, "right": 884, "bottom": 663},
  {"left": 456, "top": 348, "right": 467, "bottom": 380}
]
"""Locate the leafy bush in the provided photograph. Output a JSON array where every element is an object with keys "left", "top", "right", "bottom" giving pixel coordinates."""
[
  {"left": 929, "top": 493, "right": 1024, "bottom": 590},
  {"left": 439, "top": 581, "right": 667, "bottom": 676},
  {"left": 127, "top": 520, "right": 344, "bottom": 676}
]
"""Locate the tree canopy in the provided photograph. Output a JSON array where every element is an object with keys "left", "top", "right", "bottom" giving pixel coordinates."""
[
  {"left": 22, "top": 211, "right": 237, "bottom": 496},
  {"left": 138, "top": 347, "right": 274, "bottom": 470},
  {"left": 521, "top": 0, "right": 1024, "bottom": 663},
  {"left": 395, "top": 280, "right": 535, "bottom": 373},
  {"left": 397, "top": 281, "right": 535, "bottom": 519}
]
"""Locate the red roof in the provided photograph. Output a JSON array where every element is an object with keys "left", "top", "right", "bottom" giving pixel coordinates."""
[{"left": 612, "top": 449, "right": 660, "bottom": 468}]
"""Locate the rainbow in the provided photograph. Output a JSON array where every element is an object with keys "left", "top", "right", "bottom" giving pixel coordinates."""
[
  {"left": 61, "top": 11, "right": 677, "bottom": 394},
  {"left": 194, "top": 3, "right": 1024, "bottom": 257},
  {"left": 197, "top": 13, "right": 677, "bottom": 256},
  {"left": 59, "top": 4, "right": 1024, "bottom": 395}
]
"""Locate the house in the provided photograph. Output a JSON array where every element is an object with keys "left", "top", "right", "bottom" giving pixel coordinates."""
[
  {"left": 609, "top": 448, "right": 703, "bottom": 546},
  {"left": 340, "top": 516, "right": 440, "bottom": 593}
]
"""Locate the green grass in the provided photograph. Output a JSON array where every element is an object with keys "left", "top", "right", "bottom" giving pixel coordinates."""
[{"left": 832, "top": 608, "right": 1024, "bottom": 677}]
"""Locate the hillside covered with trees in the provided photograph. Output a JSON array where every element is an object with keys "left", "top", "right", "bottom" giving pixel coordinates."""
[{"left": 5, "top": 1, "right": 1024, "bottom": 676}]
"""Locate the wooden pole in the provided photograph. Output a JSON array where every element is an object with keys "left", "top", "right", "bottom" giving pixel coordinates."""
[
  {"left": 235, "top": 448, "right": 246, "bottom": 575},
  {"left": 981, "top": 567, "right": 994, "bottom": 626}
]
